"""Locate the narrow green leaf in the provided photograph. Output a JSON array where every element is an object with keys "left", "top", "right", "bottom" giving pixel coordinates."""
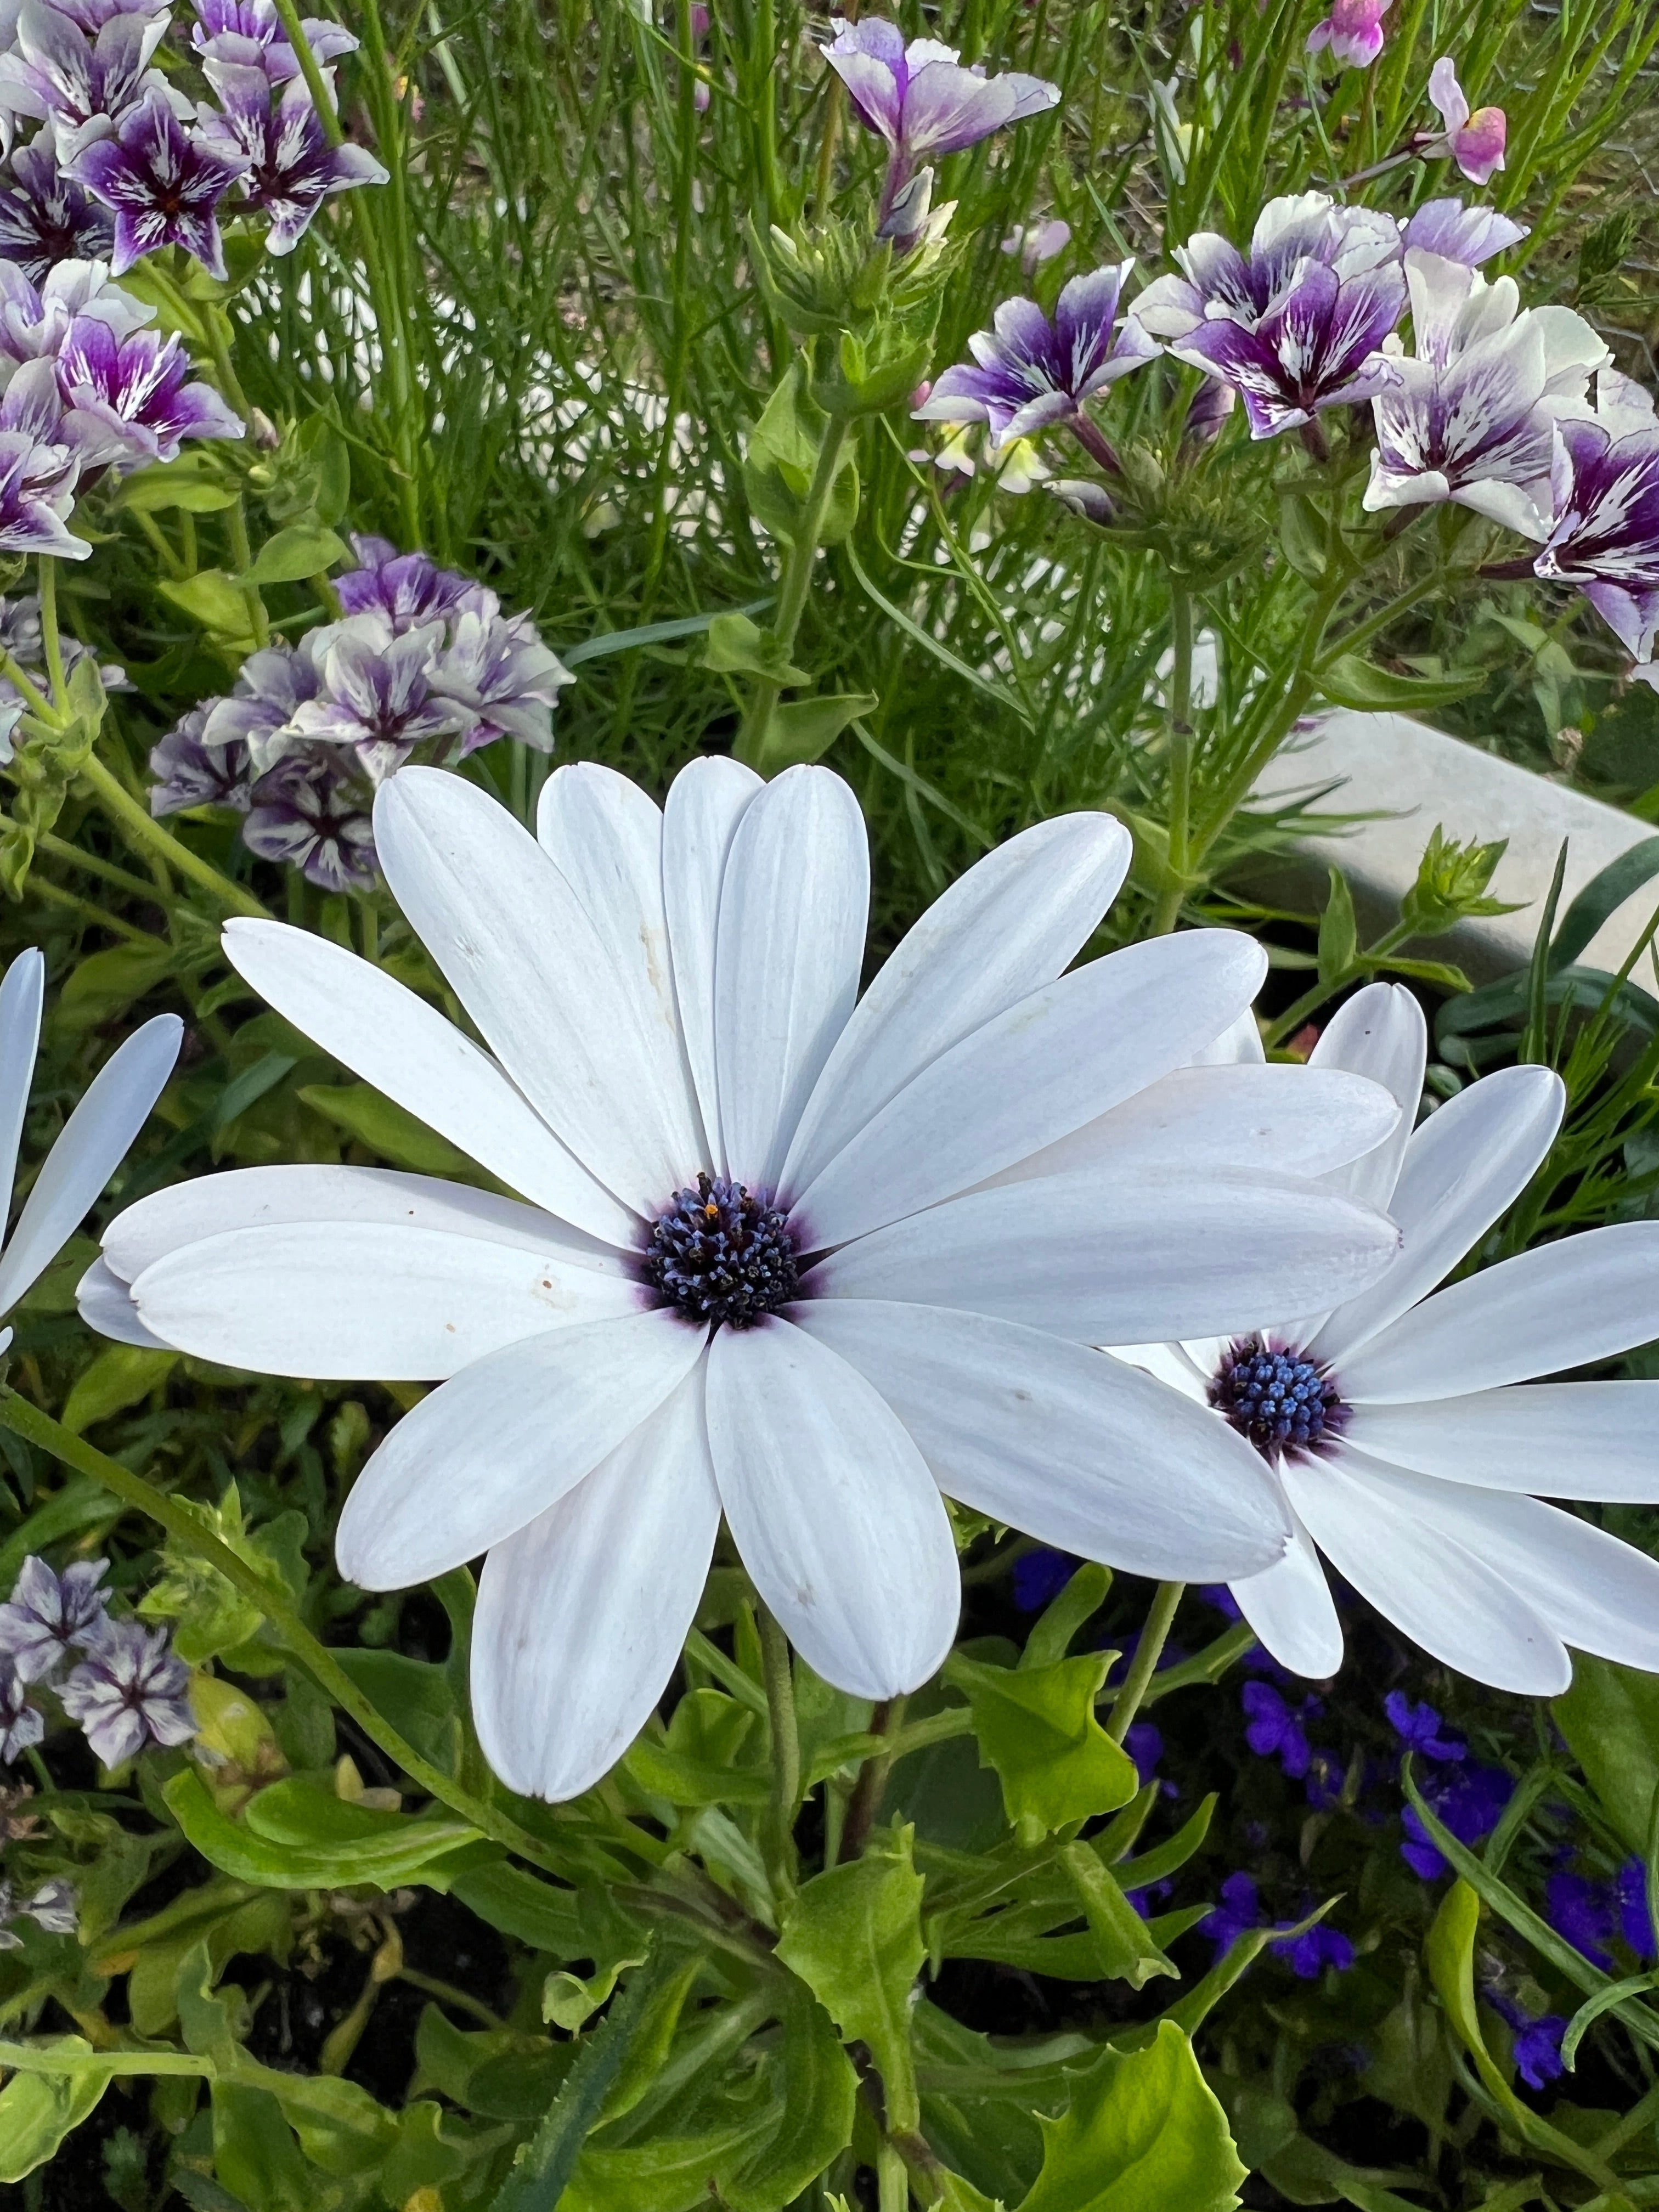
[{"left": 487, "top": 1962, "right": 658, "bottom": 2212}]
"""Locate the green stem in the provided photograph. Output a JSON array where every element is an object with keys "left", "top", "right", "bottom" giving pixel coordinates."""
[
  {"left": 1139, "top": 1620, "right": 1256, "bottom": 1707},
  {"left": 396, "top": 1966, "right": 504, "bottom": 2027},
  {"left": 35, "top": 558, "right": 66, "bottom": 711},
  {"left": 221, "top": 495, "right": 271, "bottom": 651},
  {"left": 0, "top": 651, "right": 52, "bottom": 724},
  {"left": 733, "top": 411, "right": 852, "bottom": 774},
  {"left": 1108, "top": 1582, "right": 1184, "bottom": 1744},
  {"left": 838, "top": 1694, "right": 906, "bottom": 1864},
  {"left": 1150, "top": 581, "right": 1194, "bottom": 936},
  {"left": 0, "top": 1389, "right": 580, "bottom": 1877},
  {"left": 76, "top": 753, "right": 269, "bottom": 919},
  {"left": 37, "top": 832, "right": 168, "bottom": 905},
  {"left": 877, "top": 2135, "right": 910, "bottom": 2212},
  {"left": 757, "top": 1602, "right": 799, "bottom": 1904},
  {"left": 267, "top": 0, "right": 343, "bottom": 142}
]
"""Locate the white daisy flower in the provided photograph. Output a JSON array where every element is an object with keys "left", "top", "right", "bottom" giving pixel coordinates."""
[
  {"left": 82, "top": 761, "right": 1402, "bottom": 1801},
  {"left": 0, "top": 947, "right": 178, "bottom": 1355},
  {"left": 1119, "top": 981, "right": 1659, "bottom": 1696}
]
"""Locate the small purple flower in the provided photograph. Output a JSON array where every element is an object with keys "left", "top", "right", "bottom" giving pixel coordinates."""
[
  {"left": 1203, "top": 1870, "right": 1263, "bottom": 1954},
  {"left": 1279, "top": 1921, "right": 1355, "bottom": 1979},
  {"left": 1547, "top": 1870, "right": 1616, "bottom": 1971},
  {"left": 1000, "top": 218, "right": 1069, "bottom": 274},
  {"left": 244, "top": 750, "right": 375, "bottom": 893},
  {"left": 1535, "top": 369, "right": 1659, "bottom": 670},
  {"left": 1512, "top": 2013, "right": 1566, "bottom": 2090},
  {"left": 1122, "top": 1876, "right": 1173, "bottom": 1920},
  {"left": 1304, "top": 1745, "right": 1345, "bottom": 1812},
  {"left": 0, "top": 1554, "right": 108, "bottom": 1683},
  {"left": 58, "top": 1616, "right": 195, "bottom": 1767},
  {"left": 1423, "top": 59, "right": 1505, "bottom": 187},
  {"left": 1012, "top": 1545, "right": 1076, "bottom": 1611},
  {"left": 149, "top": 704, "right": 250, "bottom": 814},
  {"left": 335, "top": 532, "right": 479, "bottom": 629},
  {"left": 55, "top": 314, "right": 242, "bottom": 466},
  {"left": 189, "top": 0, "right": 357, "bottom": 82},
  {"left": 0, "top": 3, "right": 171, "bottom": 167},
  {"left": 0, "top": 1875, "right": 76, "bottom": 1947},
  {"left": 915, "top": 262, "right": 1158, "bottom": 453},
  {"left": 196, "top": 65, "right": 387, "bottom": 255},
  {"left": 1400, "top": 198, "right": 1526, "bottom": 268},
  {"left": 1384, "top": 1691, "right": 1465, "bottom": 1762},
  {"left": 200, "top": 634, "right": 320, "bottom": 775},
  {"left": 1618, "top": 1858, "right": 1657, "bottom": 1960},
  {"left": 820, "top": 19, "right": 1058, "bottom": 226},
  {"left": 1243, "top": 1680, "right": 1312, "bottom": 1779},
  {"left": 1124, "top": 1720, "right": 1162, "bottom": 1784},
  {"left": 0, "top": 354, "right": 85, "bottom": 555},
  {"left": 1400, "top": 1759, "right": 1513, "bottom": 1879},
  {"left": 0, "top": 133, "right": 114, "bottom": 278},
  {"left": 428, "top": 606, "right": 572, "bottom": 753},
  {"left": 70, "top": 92, "right": 249, "bottom": 279},
  {"left": 1307, "top": 0, "right": 1389, "bottom": 70},
  {"left": 0, "top": 1660, "right": 42, "bottom": 1761},
  {"left": 286, "top": 614, "right": 470, "bottom": 780}
]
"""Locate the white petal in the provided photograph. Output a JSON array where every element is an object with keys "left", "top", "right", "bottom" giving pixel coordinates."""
[
  {"left": 790, "top": 931, "right": 1267, "bottom": 1249},
  {"left": 794, "top": 1299, "right": 1290, "bottom": 1580},
  {"left": 979, "top": 1064, "right": 1399, "bottom": 1193},
  {"left": 661, "top": 755, "right": 762, "bottom": 1171},
  {"left": 76, "top": 1252, "right": 171, "bottom": 1350},
  {"left": 224, "top": 919, "right": 636, "bottom": 1248},
  {"left": 1341, "top": 1449, "right": 1659, "bottom": 1673},
  {"left": 1310, "top": 1064, "right": 1563, "bottom": 1367},
  {"left": 704, "top": 1314, "right": 958, "bottom": 1699},
  {"left": 0, "top": 948, "right": 42, "bottom": 1234},
  {"left": 0, "top": 1013, "right": 179, "bottom": 1318},
  {"left": 1188, "top": 1007, "right": 1265, "bottom": 1066},
  {"left": 336, "top": 1308, "right": 706, "bottom": 1588},
  {"left": 805, "top": 1169, "right": 1399, "bottom": 1342},
  {"left": 131, "top": 1221, "right": 646, "bottom": 1379},
  {"left": 1230, "top": 1509, "right": 1345, "bottom": 1678},
  {"left": 471, "top": 1369, "right": 720, "bottom": 1802},
  {"left": 373, "top": 768, "right": 702, "bottom": 1218},
  {"left": 779, "top": 812, "right": 1130, "bottom": 1199},
  {"left": 714, "top": 766, "right": 869, "bottom": 1192},
  {"left": 1339, "top": 1222, "right": 1659, "bottom": 1403},
  {"left": 1282, "top": 1450, "right": 1570, "bottom": 1694},
  {"left": 1308, "top": 980, "right": 1425, "bottom": 1210},
  {"left": 1348, "top": 1381, "right": 1659, "bottom": 1498},
  {"left": 536, "top": 763, "right": 708, "bottom": 1161}
]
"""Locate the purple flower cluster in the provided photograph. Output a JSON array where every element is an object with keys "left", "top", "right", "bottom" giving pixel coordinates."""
[
  {"left": 1545, "top": 1855, "right": 1657, "bottom": 1970},
  {"left": 0, "top": 0, "right": 383, "bottom": 291},
  {"left": 1483, "top": 1984, "right": 1566, "bottom": 2090},
  {"left": 1202, "top": 1871, "right": 1356, "bottom": 1980},
  {"left": 1385, "top": 1692, "right": 1513, "bottom": 1880},
  {"left": 1534, "top": 370, "right": 1659, "bottom": 678},
  {"left": 150, "top": 534, "right": 573, "bottom": 891},
  {"left": 0, "top": 1551, "right": 195, "bottom": 1768}
]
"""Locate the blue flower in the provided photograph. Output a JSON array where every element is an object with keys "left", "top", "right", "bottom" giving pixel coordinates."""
[
  {"left": 1012, "top": 1545, "right": 1076, "bottom": 1612},
  {"left": 1384, "top": 1691, "right": 1466, "bottom": 1762},
  {"left": 1242, "top": 1680, "right": 1311, "bottom": 1779},
  {"left": 1485, "top": 1985, "right": 1567, "bottom": 2090},
  {"left": 1546, "top": 1871, "right": 1616, "bottom": 1972},
  {"left": 1400, "top": 1760, "right": 1513, "bottom": 1880},
  {"left": 1202, "top": 1871, "right": 1263, "bottom": 1954},
  {"left": 1279, "top": 1922, "right": 1356, "bottom": 1980},
  {"left": 1125, "top": 1719, "right": 1162, "bottom": 1785}
]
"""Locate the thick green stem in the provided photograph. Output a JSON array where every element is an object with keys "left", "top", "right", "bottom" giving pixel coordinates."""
[
  {"left": 1108, "top": 1582, "right": 1184, "bottom": 1744},
  {"left": 1150, "top": 582, "right": 1194, "bottom": 936},
  {"left": 0, "top": 1389, "right": 575, "bottom": 1878},
  {"left": 877, "top": 2136, "right": 910, "bottom": 2212},
  {"left": 838, "top": 1695, "right": 906, "bottom": 1864},
  {"left": 36, "top": 558, "right": 67, "bottom": 710},
  {"left": 733, "top": 412, "right": 852, "bottom": 773},
  {"left": 76, "top": 753, "right": 269, "bottom": 919},
  {"left": 757, "top": 1602, "right": 799, "bottom": 1904}
]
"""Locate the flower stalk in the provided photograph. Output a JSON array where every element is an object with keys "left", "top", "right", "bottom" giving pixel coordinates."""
[
  {"left": 1108, "top": 1580, "right": 1185, "bottom": 1743},
  {"left": 734, "top": 411, "right": 854, "bottom": 772},
  {"left": 758, "top": 1600, "right": 800, "bottom": 1903}
]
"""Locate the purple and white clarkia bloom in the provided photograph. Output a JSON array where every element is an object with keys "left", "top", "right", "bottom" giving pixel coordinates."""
[
  {"left": 149, "top": 703, "right": 250, "bottom": 815},
  {"left": 83, "top": 763, "right": 1407, "bottom": 1800},
  {"left": 1399, "top": 198, "right": 1526, "bottom": 268},
  {"left": 242, "top": 751, "right": 375, "bottom": 894},
  {"left": 1534, "top": 369, "right": 1659, "bottom": 672},
  {"left": 196, "top": 66, "right": 387, "bottom": 254},
  {"left": 54, "top": 314, "right": 242, "bottom": 466},
  {"left": 0, "top": 137, "right": 115, "bottom": 279},
  {"left": 284, "top": 614, "right": 470, "bottom": 782},
  {"left": 1307, "top": 0, "right": 1389, "bottom": 70},
  {"left": 1117, "top": 983, "right": 1659, "bottom": 1694},
  {"left": 200, "top": 635, "right": 320, "bottom": 776},
  {"left": 0, "top": 1554, "right": 108, "bottom": 1681},
  {"left": 189, "top": 0, "right": 357, "bottom": 82},
  {"left": 427, "top": 607, "right": 572, "bottom": 753},
  {"left": 0, "top": 354, "right": 87, "bottom": 554},
  {"left": 821, "top": 19, "right": 1058, "bottom": 226},
  {"left": 70, "top": 92, "right": 248, "bottom": 279},
  {"left": 1134, "top": 194, "right": 1406, "bottom": 441},
  {"left": 1421, "top": 58, "right": 1506, "bottom": 187},
  {"left": 1365, "top": 250, "right": 1608, "bottom": 537},
  {"left": 0, "top": 1663, "right": 41, "bottom": 1760},
  {"left": 58, "top": 1617, "right": 195, "bottom": 1767},
  {"left": 0, "top": 2, "right": 171, "bottom": 166},
  {"left": 0, "top": 253, "right": 149, "bottom": 376},
  {"left": 913, "top": 263, "right": 1158, "bottom": 450}
]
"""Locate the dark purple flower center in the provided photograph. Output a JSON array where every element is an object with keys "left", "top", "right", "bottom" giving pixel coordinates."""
[
  {"left": 646, "top": 1172, "right": 798, "bottom": 1329},
  {"left": 1211, "top": 1336, "right": 1346, "bottom": 1459}
]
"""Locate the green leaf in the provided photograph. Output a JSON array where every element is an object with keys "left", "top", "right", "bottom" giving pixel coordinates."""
[
  {"left": 623, "top": 1687, "right": 768, "bottom": 1809},
  {"left": 1548, "top": 836, "right": 1659, "bottom": 971},
  {"left": 116, "top": 453, "right": 239, "bottom": 514},
  {"left": 758, "top": 691, "right": 879, "bottom": 770},
  {"left": 1554, "top": 1653, "right": 1659, "bottom": 1856},
  {"left": 1023, "top": 1565, "right": 1111, "bottom": 1671},
  {"left": 297, "top": 1082, "right": 475, "bottom": 1177},
  {"left": 210, "top": 2084, "right": 317, "bottom": 2212},
  {"left": 701, "top": 611, "right": 809, "bottom": 686},
  {"left": 1057, "top": 1843, "right": 1177, "bottom": 1990},
  {"left": 159, "top": 569, "right": 256, "bottom": 646},
  {"left": 60, "top": 1344, "right": 177, "bottom": 1436},
  {"left": 1276, "top": 489, "right": 1328, "bottom": 583},
  {"left": 0, "top": 2038, "right": 111, "bottom": 2182},
  {"left": 488, "top": 1962, "right": 658, "bottom": 2212},
  {"left": 1316, "top": 867, "right": 1358, "bottom": 989},
  {"left": 721, "top": 1984, "right": 858, "bottom": 2211},
  {"left": 741, "top": 360, "right": 859, "bottom": 548},
  {"left": 1314, "top": 653, "right": 1487, "bottom": 713},
  {"left": 448, "top": 1860, "right": 582, "bottom": 1955},
  {"left": 331, "top": 1647, "right": 460, "bottom": 1774},
  {"left": 1018, "top": 2022, "right": 1245, "bottom": 2212},
  {"left": 947, "top": 1652, "right": 1138, "bottom": 1832},
  {"left": 237, "top": 524, "right": 347, "bottom": 588},
  {"left": 775, "top": 1822, "right": 926, "bottom": 2130},
  {"left": 162, "top": 1768, "right": 482, "bottom": 1891},
  {"left": 54, "top": 938, "right": 177, "bottom": 1030}
]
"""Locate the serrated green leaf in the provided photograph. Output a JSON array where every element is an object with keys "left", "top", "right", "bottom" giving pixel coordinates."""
[
  {"left": 1019, "top": 2022, "right": 1244, "bottom": 2212},
  {"left": 947, "top": 1652, "right": 1138, "bottom": 1832},
  {"left": 238, "top": 524, "right": 347, "bottom": 588}
]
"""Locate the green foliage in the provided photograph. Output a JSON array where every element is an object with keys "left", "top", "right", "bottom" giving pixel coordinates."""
[{"left": 1021, "top": 2024, "right": 1245, "bottom": 2212}]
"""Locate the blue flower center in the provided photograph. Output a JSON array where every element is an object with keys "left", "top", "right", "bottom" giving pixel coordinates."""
[
  {"left": 1211, "top": 1336, "right": 1345, "bottom": 1459},
  {"left": 646, "top": 1172, "right": 799, "bottom": 1329}
]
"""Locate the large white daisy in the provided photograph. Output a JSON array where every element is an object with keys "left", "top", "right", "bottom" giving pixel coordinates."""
[
  {"left": 1120, "top": 981, "right": 1659, "bottom": 1695},
  {"left": 83, "top": 760, "right": 1402, "bottom": 1799}
]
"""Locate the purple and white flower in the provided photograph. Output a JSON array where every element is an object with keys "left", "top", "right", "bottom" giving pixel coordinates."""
[
  {"left": 914, "top": 262, "right": 1158, "bottom": 453},
  {"left": 0, "top": 253, "right": 148, "bottom": 378},
  {"left": 0, "top": 1875, "right": 76, "bottom": 1946},
  {"left": 244, "top": 749, "right": 375, "bottom": 893},
  {"left": 0, "top": 1554, "right": 108, "bottom": 1681},
  {"left": 0, "top": 135, "right": 114, "bottom": 279},
  {"left": 1133, "top": 194, "right": 1406, "bottom": 442},
  {"left": 149, "top": 703, "right": 251, "bottom": 815},
  {"left": 196, "top": 65, "right": 387, "bottom": 254},
  {"left": 1534, "top": 369, "right": 1659, "bottom": 671},
  {"left": 821, "top": 19, "right": 1058, "bottom": 228},
  {"left": 1000, "top": 217, "right": 1069, "bottom": 274},
  {"left": 0, "top": 354, "right": 86, "bottom": 554},
  {"left": 1421, "top": 58, "right": 1505, "bottom": 187},
  {"left": 0, "top": 2, "right": 171, "bottom": 166},
  {"left": 199, "top": 635, "right": 320, "bottom": 775},
  {"left": 427, "top": 606, "right": 572, "bottom": 753},
  {"left": 1399, "top": 197, "right": 1526, "bottom": 268},
  {"left": 70, "top": 91, "right": 249, "bottom": 278},
  {"left": 54, "top": 313, "right": 241, "bottom": 466},
  {"left": 1365, "top": 249, "right": 1608, "bottom": 538},
  {"left": 59, "top": 1617, "right": 195, "bottom": 1767},
  {"left": 189, "top": 0, "right": 357, "bottom": 82},
  {"left": 335, "top": 532, "right": 481, "bottom": 629},
  {"left": 0, "top": 1663, "right": 41, "bottom": 1761},
  {"left": 285, "top": 615, "right": 470, "bottom": 781},
  {"left": 1307, "top": 0, "right": 1389, "bottom": 71}
]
